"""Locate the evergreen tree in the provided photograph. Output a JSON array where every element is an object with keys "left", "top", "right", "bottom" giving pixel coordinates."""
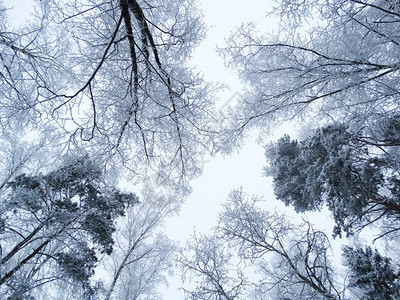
[
  {"left": 265, "top": 123, "right": 400, "bottom": 237},
  {"left": 0, "top": 156, "right": 138, "bottom": 298},
  {"left": 343, "top": 246, "right": 400, "bottom": 300}
]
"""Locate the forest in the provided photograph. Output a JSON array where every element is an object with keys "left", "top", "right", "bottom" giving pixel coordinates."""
[{"left": 1, "top": 0, "right": 399, "bottom": 299}]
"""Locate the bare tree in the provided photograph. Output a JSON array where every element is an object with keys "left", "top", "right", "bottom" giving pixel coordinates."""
[
  {"left": 178, "top": 189, "right": 343, "bottom": 300},
  {"left": 0, "top": 133, "right": 53, "bottom": 191},
  {"left": 1, "top": 0, "right": 218, "bottom": 186},
  {"left": 217, "top": 189, "right": 342, "bottom": 300},
  {"left": 219, "top": 0, "right": 400, "bottom": 151},
  {"left": 102, "top": 188, "right": 177, "bottom": 300},
  {"left": 178, "top": 232, "right": 248, "bottom": 300}
]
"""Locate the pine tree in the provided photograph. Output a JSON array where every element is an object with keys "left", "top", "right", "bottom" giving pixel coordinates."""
[
  {"left": 0, "top": 156, "right": 138, "bottom": 298},
  {"left": 265, "top": 123, "right": 400, "bottom": 237},
  {"left": 343, "top": 246, "right": 400, "bottom": 300}
]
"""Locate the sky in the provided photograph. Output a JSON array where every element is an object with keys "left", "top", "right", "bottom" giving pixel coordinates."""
[
  {"left": 156, "top": 1, "right": 278, "bottom": 296},
  {"left": 158, "top": 0, "right": 330, "bottom": 298},
  {"left": 2, "top": 0, "right": 351, "bottom": 298},
  {"left": 164, "top": 0, "right": 276, "bottom": 240}
]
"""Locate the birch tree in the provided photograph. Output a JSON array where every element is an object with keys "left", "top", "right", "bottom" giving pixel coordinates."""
[
  {"left": 179, "top": 189, "right": 342, "bottom": 300},
  {"left": 218, "top": 189, "right": 341, "bottom": 300},
  {"left": 220, "top": 0, "right": 400, "bottom": 150},
  {"left": 178, "top": 232, "right": 248, "bottom": 300},
  {"left": 0, "top": 133, "right": 54, "bottom": 192},
  {"left": 102, "top": 189, "right": 177, "bottom": 300},
  {"left": 1, "top": 0, "right": 218, "bottom": 187}
]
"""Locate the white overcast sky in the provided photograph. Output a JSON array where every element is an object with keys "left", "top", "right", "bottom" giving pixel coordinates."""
[
  {"left": 160, "top": 0, "right": 334, "bottom": 298},
  {"left": 165, "top": 0, "right": 276, "bottom": 238},
  {"left": 3, "top": 0, "right": 350, "bottom": 298}
]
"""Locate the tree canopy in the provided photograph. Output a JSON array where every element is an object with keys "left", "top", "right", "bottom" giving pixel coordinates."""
[
  {"left": 2, "top": 0, "right": 400, "bottom": 299},
  {"left": 265, "top": 122, "right": 400, "bottom": 237},
  {"left": 343, "top": 246, "right": 400, "bottom": 300},
  {"left": 220, "top": 0, "right": 400, "bottom": 150},
  {"left": 0, "top": 156, "right": 138, "bottom": 298},
  {"left": 1, "top": 0, "right": 218, "bottom": 188}
]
